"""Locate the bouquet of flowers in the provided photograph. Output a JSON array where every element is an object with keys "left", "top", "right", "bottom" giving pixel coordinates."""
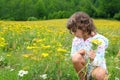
[{"left": 91, "top": 39, "right": 102, "bottom": 51}]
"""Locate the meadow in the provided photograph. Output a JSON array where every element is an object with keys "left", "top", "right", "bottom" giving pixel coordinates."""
[{"left": 0, "top": 19, "right": 120, "bottom": 80}]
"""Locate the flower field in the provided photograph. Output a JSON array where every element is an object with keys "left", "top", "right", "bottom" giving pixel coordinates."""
[{"left": 0, "top": 19, "right": 120, "bottom": 80}]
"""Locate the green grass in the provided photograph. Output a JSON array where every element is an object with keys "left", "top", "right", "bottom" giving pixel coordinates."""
[{"left": 0, "top": 19, "right": 120, "bottom": 80}]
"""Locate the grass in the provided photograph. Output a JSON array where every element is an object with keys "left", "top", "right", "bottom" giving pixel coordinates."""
[{"left": 0, "top": 19, "right": 120, "bottom": 80}]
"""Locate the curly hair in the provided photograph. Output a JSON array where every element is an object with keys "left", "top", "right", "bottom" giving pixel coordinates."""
[{"left": 67, "top": 12, "right": 96, "bottom": 35}]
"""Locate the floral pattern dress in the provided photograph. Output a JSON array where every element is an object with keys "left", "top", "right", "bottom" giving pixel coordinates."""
[{"left": 71, "top": 33, "right": 109, "bottom": 79}]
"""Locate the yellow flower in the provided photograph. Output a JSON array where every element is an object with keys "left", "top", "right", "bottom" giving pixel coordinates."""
[
  {"left": 26, "top": 46, "right": 34, "bottom": 50},
  {"left": 26, "top": 46, "right": 39, "bottom": 50},
  {"left": 91, "top": 39, "right": 102, "bottom": 50},
  {"left": 6, "top": 54, "right": 11, "bottom": 57},
  {"left": 41, "top": 53, "right": 49, "bottom": 58},
  {"left": 91, "top": 39, "right": 102, "bottom": 45},
  {"left": 41, "top": 45, "right": 51, "bottom": 49},
  {"left": 22, "top": 54, "right": 33, "bottom": 58},
  {"left": 57, "top": 48, "right": 67, "bottom": 53},
  {"left": 32, "top": 38, "right": 44, "bottom": 43},
  {"left": 0, "top": 37, "right": 7, "bottom": 47}
]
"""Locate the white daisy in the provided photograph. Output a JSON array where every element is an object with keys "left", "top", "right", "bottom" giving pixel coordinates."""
[{"left": 18, "top": 70, "right": 28, "bottom": 77}]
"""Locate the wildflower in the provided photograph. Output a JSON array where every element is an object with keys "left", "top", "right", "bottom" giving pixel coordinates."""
[
  {"left": 57, "top": 48, "right": 67, "bottom": 53},
  {"left": 32, "top": 38, "right": 43, "bottom": 43},
  {"left": 0, "top": 37, "right": 7, "bottom": 47},
  {"left": 41, "top": 53, "right": 49, "bottom": 58},
  {"left": 91, "top": 39, "right": 102, "bottom": 50},
  {"left": 91, "top": 39, "right": 102, "bottom": 44},
  {"left": 18, "top": 70, "right": 28, "bottom": 77},
  {"left": 57, "top": 43, "right": 62, "bottom": 47},
  {"left": 22, "top": 54, "right": 30, "bottom": 58},
  {"left": 26, "top": 46, "right": 39, "bottom": 50},
  {"left": 22, "top": 54, "right": 33, "bottom": 58},
  {"left": 40, "top": 74, "right": 47, "bottom": 79},
  {"left": 6, "top": 54, "right": 11, "bottom": 57},
  {"left": 26, "top": 46, "right": 34, "bottom": 50},
  {"left": 47, "top": 30, "right": 52, "bottom": 33},
  {"left": 41, "top": 45, "right": 51, "bottom": 49}
]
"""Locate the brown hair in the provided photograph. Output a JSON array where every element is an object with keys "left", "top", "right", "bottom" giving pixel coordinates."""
[{"left": 67, "top": 12, "right": 96, "bottom": 35}]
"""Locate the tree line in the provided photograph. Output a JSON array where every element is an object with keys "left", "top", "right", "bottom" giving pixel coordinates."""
[{"left": 0, "top": 0, "right": 120, "bottom": 21}]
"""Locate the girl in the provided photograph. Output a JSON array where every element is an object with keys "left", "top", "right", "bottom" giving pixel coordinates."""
[{"left": 66, "top": 12, "right": 108, "bottom": 80}]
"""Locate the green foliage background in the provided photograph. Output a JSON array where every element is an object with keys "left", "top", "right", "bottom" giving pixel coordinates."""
[{"left": 0, "top": 0, "right": 120, "bottom": 20}]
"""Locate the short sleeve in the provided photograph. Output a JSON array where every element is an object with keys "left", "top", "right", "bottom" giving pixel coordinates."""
[
  {"left": 71, "top": 42, "right": 77, "bottom": 57},
  {"left": 71, "top": 37, "right": 83, "bottom": 57}
]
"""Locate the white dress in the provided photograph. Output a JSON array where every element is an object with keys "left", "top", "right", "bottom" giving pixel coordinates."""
[{"left": 71, "top": 33, "right": 109, "bottom": 79}]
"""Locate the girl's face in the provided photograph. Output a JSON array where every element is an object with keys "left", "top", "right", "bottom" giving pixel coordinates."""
[{"left": 71, "top": 29, "right": 83, "bottom": 38}]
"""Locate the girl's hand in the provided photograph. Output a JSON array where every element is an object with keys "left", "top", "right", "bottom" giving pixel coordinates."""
[{"left": 89, "top": 50, "right": 96, "bottom": 61}]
